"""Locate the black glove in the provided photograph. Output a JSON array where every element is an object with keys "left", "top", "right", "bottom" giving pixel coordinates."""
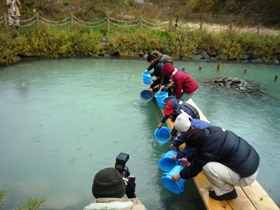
[{"left": 125, "top": 177, "right": 136, "bottom": 198}]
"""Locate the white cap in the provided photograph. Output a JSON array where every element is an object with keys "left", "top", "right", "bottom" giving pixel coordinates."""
[{"left": 174, "top": 111, "right": 191, "bottom": 132}]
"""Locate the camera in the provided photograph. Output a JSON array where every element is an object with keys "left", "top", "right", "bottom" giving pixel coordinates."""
[{"left": 115, "top": 152, "right": 130, "bottom": 182}]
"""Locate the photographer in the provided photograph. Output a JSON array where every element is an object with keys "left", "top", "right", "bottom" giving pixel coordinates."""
[
  {"left": 84, "top": 153, "right": 146, "bottom": 210},
  {"left": 92, "top": 167, "right": 136, "bottom": 199}
]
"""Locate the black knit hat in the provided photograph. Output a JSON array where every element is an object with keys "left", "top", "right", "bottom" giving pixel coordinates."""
[
  {"left": 92, "top": 168, "right": 126, "bottom": 198},
  {"left": 147, "top": 54, "right": 157, "bottom": 62}
]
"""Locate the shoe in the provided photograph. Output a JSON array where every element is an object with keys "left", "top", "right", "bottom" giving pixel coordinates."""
[{"left": 209, "top": 189, "right": 237, "bottom": 200}]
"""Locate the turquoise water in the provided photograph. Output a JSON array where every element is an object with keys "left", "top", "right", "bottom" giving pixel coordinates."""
[{"left": 0, "top": 58, "right": 279, "bottom": 209}]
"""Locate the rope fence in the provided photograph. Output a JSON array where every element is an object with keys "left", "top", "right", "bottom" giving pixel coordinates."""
[{"left": 1, "top": 13, "right": 280, "bottom": 35}]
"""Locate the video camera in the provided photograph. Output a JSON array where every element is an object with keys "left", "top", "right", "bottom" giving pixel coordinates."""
[{"left": 115, "top": 152, "right": 130, "bottom": 182}]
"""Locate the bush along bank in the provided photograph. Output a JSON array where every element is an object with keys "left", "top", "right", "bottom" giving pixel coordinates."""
[{"left": 1, "top": 26, "right": 280, "bottom": 65}]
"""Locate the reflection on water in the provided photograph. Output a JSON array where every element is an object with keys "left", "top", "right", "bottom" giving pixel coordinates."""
[{"left": 0, "top": 58, "right": 279, "bottom": 209}]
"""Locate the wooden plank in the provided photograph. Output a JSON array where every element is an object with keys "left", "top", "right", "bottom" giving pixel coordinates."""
[
  {"left": 242, "top": 181, "right": 279, "bottom": 210},
  {"left": 228, "top": 187, "right": 256, "bottom": 210},
  {"left": 194, "top": 171, "right": 232, "bottom": 210},
  {"left": 160, "top": 98, "right": 279, "bottom": 210}
]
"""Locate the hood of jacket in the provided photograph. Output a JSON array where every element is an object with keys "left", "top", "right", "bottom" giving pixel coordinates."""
[{"left": 162, "top": 62, "right": 175, "bottom": 77}]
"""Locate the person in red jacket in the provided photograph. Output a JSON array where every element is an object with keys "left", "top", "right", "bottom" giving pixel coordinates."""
[{"left": 161, "top": 62, "right": 199, "bottom": 101}]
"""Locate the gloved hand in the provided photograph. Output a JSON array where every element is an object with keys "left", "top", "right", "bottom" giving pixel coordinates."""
[
  {"left": 125, "top": 177, "right": 136, "bottom": 198},
  {"left": 145, "top": 69, "right": 148, "bottom": 72}
]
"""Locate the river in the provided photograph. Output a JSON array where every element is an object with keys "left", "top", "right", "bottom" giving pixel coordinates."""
[{"left": 0, "top": 58, "right": 279, "bottom": 209}]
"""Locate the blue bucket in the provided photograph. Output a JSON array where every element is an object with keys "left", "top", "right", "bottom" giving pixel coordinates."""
[
  {"left": 162, "top": 165, "right": 186, "bottom": 194},
  {"left": 140, "top": 89, "right": 153, "bottom": 102},
  {"left": 142, "top": 71, "right": 152, "bottom": 85},
  {"left": 158, "top": 150, "right": 179, "bottom": 172},
  {"left": 154, "top": 91, "right": 168, "bottom": 109},
  {"left": 154, "top": 126, "right": 171, "bottom": 144},
  {"left": 162, "top": 96, "right": 175, "bottom": 106}
]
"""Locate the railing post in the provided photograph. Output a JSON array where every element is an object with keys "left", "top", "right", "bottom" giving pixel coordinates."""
[
  {"left": 71, "top": 13, "right": 73, "bottom": 30},
  {"left": 257, "top": 23, "right": 260, "bottom": 35},
  {"left": 107, "top": 14, "right": 110, "bottom": 32},
  {"left": 4, "top": 13, "right": 7, "bottom": 28},
  {"left": 139, "top": 17, "right": 142, "bottom": 31},
  {"left": 36, "top": 13, "right": 39, "bottom": 28},
  {"left": 229, "top": 22, "right": 233, "bottom": 34},
  {"left": 199, "top": 17, "right": 202, "bottom": 32}
]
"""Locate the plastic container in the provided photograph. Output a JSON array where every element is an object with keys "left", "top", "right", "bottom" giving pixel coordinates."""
[
  {"left": 154, "top": 91, "right": 168, "bottom": 109},
  {"left": 154, "top": 126, "right": 171, "bottom": 144},
  {"left": 162, "top": 96, "right": 175, "bottom": 106},
  {"left": 140, "top": 89, "right": 153, "bottom": 102},
  {"left": 162, "top": 165, "right": 186, "bottom": 194},
  {"left": 158, "top": 150, "right": 179, "bottom": 172},
  {"left": 142, "top": 71, "right": 152, "bottom": 85}
]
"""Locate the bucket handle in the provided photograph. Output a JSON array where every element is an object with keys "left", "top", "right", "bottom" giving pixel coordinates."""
[
  {"left": 159, "top": 154, "right": 166, "bottom": 159},
  {"left": 162, "top": 173, "right": 168, "bottom": 177}
]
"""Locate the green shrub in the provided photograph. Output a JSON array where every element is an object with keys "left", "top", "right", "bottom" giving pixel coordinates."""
[{"left": 1, "top": 26, "right": 280, "bottom": 65}]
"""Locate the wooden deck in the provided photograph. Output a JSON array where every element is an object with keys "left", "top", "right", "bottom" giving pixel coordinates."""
[{"left": 162, "top": 98, "right": 279, "bottom": 210}]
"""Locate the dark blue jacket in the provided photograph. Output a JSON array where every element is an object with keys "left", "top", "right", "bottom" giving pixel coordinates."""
[
  {"left": 173, "top": 119, "right": 211, "bottom": 159},
  {"left": 161, "top": 102, "right": 200, "bottom": 124},
  {"left": 180, "top": 126, "right": 260, "bottom": 179}
]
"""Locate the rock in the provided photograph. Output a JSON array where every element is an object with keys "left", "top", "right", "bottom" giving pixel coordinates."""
[
  {"left": 204, "top": 76, "right": 266, "bottom": 97},
  {"left": 203, "top": 54, "right": 210, "bottom": 59},
  {"left": 100, "top": 37, "right": 107, "bottom": 42},
  {"left": 192, "top": 55, "right": 203, "bottom": 60}
]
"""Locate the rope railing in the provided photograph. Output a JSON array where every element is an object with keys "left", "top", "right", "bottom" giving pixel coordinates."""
[
  {"left": 109, "top": 16, "right": 140, "bottom": 23},
  {"left": 0, "top": 13, "right": 279, "bottom": 35},
  {"left": 72, "top": 16, "right": 106, "bottom": 25},
  {"left": 20, "top": 15, "right": 36, "bottom": 22},
  {"left": 142, "top": 22, "right": 168, "bottom": 30},
  {"left": 0, "top": 14, "right": 3, "bottom": 24},
  {"left": 74, "top": 21, "right": 106, "bottom": 28},
  {"left": 39, "top": 15, "right": 70, "bottom": 23},
  {"left": 39, "top": 20, "right": 70, "bottom": 27},
  {"left": 110, "top": 21, "right": 139, "bottom": 28},
  {"left": 142, "top": 18, "right": 168, "bottom": 26}
]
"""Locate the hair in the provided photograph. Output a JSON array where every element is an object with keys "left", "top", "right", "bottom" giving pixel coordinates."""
[
  {"left": 146, "top": 53, "right": 158, "bottom": 62},
  {"left": 183, "top": 128, "right": 205, "bottom": 148}
]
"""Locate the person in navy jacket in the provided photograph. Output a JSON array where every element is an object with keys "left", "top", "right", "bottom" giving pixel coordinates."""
[
  {"left": 171, "top": 126, "right": 260, "bottom": 200},
  {"left": 158, "top": 98, "right": 201, "bottom": 140}
]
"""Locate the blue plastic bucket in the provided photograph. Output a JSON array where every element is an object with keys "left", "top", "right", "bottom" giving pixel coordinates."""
[
  {"left": 162, "top": 165, "right": 186, "bottom": 194},
  {"left": 142, "top": 71, "right": 152, "bottom": 85},
  {"left": 154, "top": 126, "right": 171, "bottom": 144},
  {"left": 162, "top": 96, "right": 175, "bottom": 106},
  {"left": 140, "top": 89, "right": 153, "bottom": 102},
  {"left": 158, "top": 150, "right": 179, "bottom": 172},
  {"left": 154, "top": 91, "right": 168, "bottom": 109}
]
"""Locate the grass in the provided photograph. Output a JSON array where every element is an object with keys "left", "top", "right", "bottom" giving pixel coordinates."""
[{"left": 0, "top": 0, "right": 279, "bottom": 27}]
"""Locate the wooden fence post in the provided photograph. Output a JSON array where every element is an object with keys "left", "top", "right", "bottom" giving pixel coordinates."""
[
  {"left": 229, "top": 22, "right": 233, "bottom": 34},
  {"left": 257, "top": 23, "right": 260, "bottom": 35},
  {"left": 36, "top": 13, "right": 39, "bottom": 28},
  {"left": 4, "top": 13, "right": 7, "bottom": 28},
  {"left": 70, "top": 13, "right": 73, "bottom": 30},
  {"left": 107, "top": 14, "right": 110, "bottom": 32},
  {"left": 169, "top": 19, "right": 171, "bottom": 31},
  {"left": 139, "top": 17, "right": 142, "bottom": 31},
  {"left": 199, "top": 17, "right": 202, "bottom": 32}
]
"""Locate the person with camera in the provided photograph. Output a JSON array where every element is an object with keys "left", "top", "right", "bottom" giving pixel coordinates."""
[{"left": 84, "top": 153, "right": 146, "bottom": 210}]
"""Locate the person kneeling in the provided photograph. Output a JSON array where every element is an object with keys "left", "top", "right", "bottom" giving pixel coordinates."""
[{"left": 171, "top": 127, "right": 259, "bottom": 201}]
